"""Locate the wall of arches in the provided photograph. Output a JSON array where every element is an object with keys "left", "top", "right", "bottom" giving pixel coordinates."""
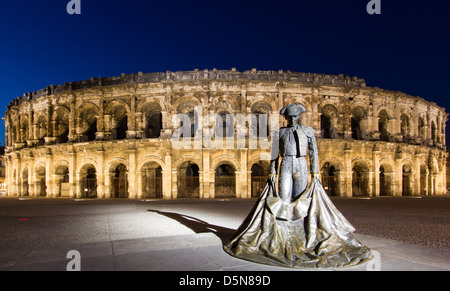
[{"left": 4, "top": 69, "right": 448, "bottom": 198}]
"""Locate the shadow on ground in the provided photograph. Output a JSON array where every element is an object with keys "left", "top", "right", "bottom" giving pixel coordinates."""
[{"left": 147, "top": 209, "right": 236, "bottom": 244}]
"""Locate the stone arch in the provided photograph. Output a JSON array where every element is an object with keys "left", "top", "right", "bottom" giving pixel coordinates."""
[
  {"left": 136, "top": 97, "right": 167, "bottom": 113},
  {"left": 79, "top": 163, "right": 98, "bottom": 198},
  {"left": 350, "top": 104, "right": 368, "bottom": 140},
  {"left": 108, "top": 104, "right": 129, "bottom": 140},
  {"left": 20, "top": 164, "right": 29, "bottom": 197},
  {"left": 54, "top": 106, "right": 70, "bottom": 143},
  {"left": 401, "top": 112, "right": 411, "bottom": 141},
  {"left": 78, "top": 103, "right": 99, "bottom": 142},
  {"left": 177, "top": 161, "right": 200, "bottom": 198},
  {"left": 249, "top": 157, "right": 270, "bottom": 198},
  {"left": 379, "top": 158, "right": 394, "bottom": 196},
  {"left": 402, "top": 159, "right": 414, "bottom": 196},
  {"left": 34, "top": 162, "right": 47, "bottom": 197},
  {"left": 352, "top": 159, "right": 371, "bottom": 197},
  {"left": 320, "top": 158, "right": 344, "bottom": 197},
  {"left": 378, "top": 109, "right": 390, "bottom": 142},
  {"left": 141, "top": 102, "right": 163, "bottom": 138},
  {"left": 211, "top": 155, "right": 240, "bottom": 172},
  {"left": 320, "top": 103, "right": 339, "bottom": 139},
  {"left": 104, "top": 99, "right": 131, "bottom": 115},
  {"left": 35, "top": 114, "right": 47, "bottom": 145},
  {"left": 250, "top": 101, "right": 272, "bottom": 138},
  {"left": 139, "top": 156, "right": 165, "bottom": 199},
  {"left": 19, "top": 115, "right": 29, "bottom": 143},
  {"left": 173, "top": 96, "right": 201, "bottom": 114},
  {"left": 54, "top": 162, "right": 70, "bottom": 197}
]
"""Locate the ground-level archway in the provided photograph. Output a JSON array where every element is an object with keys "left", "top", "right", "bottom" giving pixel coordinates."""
[
  {"left": 352, "top": 162, "right": 369, "bottom": 196},
  {"left": 178, "top": 162, "right": 200, "bottom": 198},
  {"left": 80, "top": 164, "right": 97, "bottom": 198},
  {"left": 215, "top": 163, "right": 236, "bottom": 198},
  {"left": 141, "top": 162, "right": 162, "bottom": 198},
  {"left": 251, "top": 163, "right": 268, "bottom": 198},
  {"left": 55, "top": 164, "right": 69, "bottom": 197},
  {"left": 379, "top": 164, "right": 393, "bottom": 196},
  {"left": 21, "top": 167, "right": 29, "bottom": 197},
  {"left": 321, "top": 162, "right": 341, "bottom": 196},
  {"left": 35, "top": 165, "right": 46, "bottom": 197},
  {"left": 112, "top": 163, "right": 128, "bottom": 198}
]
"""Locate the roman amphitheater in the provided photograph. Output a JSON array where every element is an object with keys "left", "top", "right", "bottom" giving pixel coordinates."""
[{"left": 3, "top": 69, "right": 448, "bottom": 199}]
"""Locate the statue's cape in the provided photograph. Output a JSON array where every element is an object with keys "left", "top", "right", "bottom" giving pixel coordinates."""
[{"left": 223, "top": 179, "right": 373, "bottom": 269}]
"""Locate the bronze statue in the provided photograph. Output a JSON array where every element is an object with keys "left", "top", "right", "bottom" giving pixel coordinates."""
[{"left": 224, "top": 103, "right": 373, "bottom": 269}]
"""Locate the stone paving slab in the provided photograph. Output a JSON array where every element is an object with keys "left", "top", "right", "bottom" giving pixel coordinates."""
[{"left": 1, "top": 232, "right": 449, "bottom": 271}]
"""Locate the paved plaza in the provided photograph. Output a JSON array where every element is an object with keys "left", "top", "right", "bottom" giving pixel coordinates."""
[{"left": 0, "top": 196, "right": 449, "bottom": 271}]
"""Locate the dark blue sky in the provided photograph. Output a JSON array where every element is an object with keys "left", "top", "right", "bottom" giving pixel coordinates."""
[{"left": 0, "top": 0, "right": 449, "bottom": 146}]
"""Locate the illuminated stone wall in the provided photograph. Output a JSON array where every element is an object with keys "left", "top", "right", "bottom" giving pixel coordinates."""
[{"left": 3, "top": 69, "right": 448, "bottom": 198}]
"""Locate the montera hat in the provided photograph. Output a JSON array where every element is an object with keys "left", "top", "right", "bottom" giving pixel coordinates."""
[{"left": 280, "top": 103, "right": 306, "bottom": 116}]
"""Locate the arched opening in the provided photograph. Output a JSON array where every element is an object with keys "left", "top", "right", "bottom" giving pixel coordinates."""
[
  {"left": 418, "top": 117, "right": 426, "bottom": 141},
  {"left": 141, "top": 162, "right": 162, "bottom": 198},
  {"left": 178, "top": 162, "right": 200, "bottom": 198},
  {"left": 36, "top": 115, "right": 47, "bottom": 146},
  {"left": 21, "top": 167, "right": 29, "bottom": 197},
  {"left": 402, "top": 164, "right": 413, "bottom": 196},
  {"left": 112, "top": 164, "right": 128, "bottom": 198},
  {"left": 401, "top": 114, "right": 410, "bottom": 142},
  {"left": 20, "top": 117, "right": 29, "bottom": 143},
  {"left": 420, "top": 164, "right": 428, "bottom": 195},
  {"left": 251, "top": 163, "right": 268, "bottom": 197},
  {"left": 215, "top": 163, "right": 236, "bottom": 198},
  {"left": 35, "top": 165, "right": 46, "bottom": 197},
  {"left": 81, "top": 165, "right": 97, "bottom": 198},
  {"left": 216, "top": 111, "right": 234, "bottom": 138},
  {"left": 251, "top": 101, "right": 272, "bottom": 138},
  {"left": 142, "top": 103, "right": 162, "bottom": 138},
  {"left": 321, "top": 114, "right": 332, "bottom": 139},
  {"left": 111, "top": 106, "right": 128, "bottom": 140},
  {"left": 55, "top": 107, "right": 70, "bottom": 143},
  {"left": 321, "top": 162, "right": 339, "bottom": 196},
  {"left": 55, "top": 165, "right": 70, "bottom": 197},
  {"left": 379, "top": 165, "right": 392, "bottom": 196},
  {"left": 378, "top": 110, "right": 389, "bottom": 142},
  {"left": 351, "top": 107, "right": 366, "bottom": 140},
  {"left": 320, "top": 104, "right": 338, "bottom": 139},
  {"left": 352, "top": 162, "right": 369, "bottom": 196},
  {"left": 431, "top": 121, "right": 437, "bottom": 144},
  {"left": 80, "top": 108, "right": 97, "bottom": 142}
]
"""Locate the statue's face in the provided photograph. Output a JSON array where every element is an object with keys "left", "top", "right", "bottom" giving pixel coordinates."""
[{"left": 285, "top": 114, "right": 300, "bottom": 127}]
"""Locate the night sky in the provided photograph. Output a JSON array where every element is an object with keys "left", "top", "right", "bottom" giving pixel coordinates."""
[{"left": 0, "top": 0, "right": 449, "bottom": 146}]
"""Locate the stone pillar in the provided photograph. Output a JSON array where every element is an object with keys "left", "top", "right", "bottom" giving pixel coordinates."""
[
  {"left": 128, "top": 148, "right": 137, "bottom": 199},
  {"left": 373, "top": 148, "right": 380, "bottom": 197},
  {"left": 164, "top": 155, "right": 172, "bottom": 199},
  {"left": 239, "top": 149, "right": 248, "bottom": 198},
  {"left": 202, "top": 151, "right": 211, "bottom": 198},
  {"left": 344, "top": 144, "right": 352, "bottom": 197},
  {"left": 414, "top": 153, "right": 421, "bottom": 196}
]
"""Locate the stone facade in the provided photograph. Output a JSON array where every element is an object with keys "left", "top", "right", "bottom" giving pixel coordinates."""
[{"left": 3, "top": 69, "right": 448, "bottom": 199}]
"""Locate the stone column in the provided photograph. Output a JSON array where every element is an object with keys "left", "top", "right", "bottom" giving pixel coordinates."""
[
  {"left": 344, "top": 144, "right": 352, "bottom": 197},
  {"left": 128, "top": 148, "right": 137, "bottom": 199},
  {"left": 164, "top": 155, "right": 172, "bottom": 199},
  {"left": 373, "top": 148, "right": 380, "bottom": 197}
]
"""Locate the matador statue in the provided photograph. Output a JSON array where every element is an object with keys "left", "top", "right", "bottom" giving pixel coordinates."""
[{"left": 224, "top": 103, "right": 373, "bottom": 269}]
